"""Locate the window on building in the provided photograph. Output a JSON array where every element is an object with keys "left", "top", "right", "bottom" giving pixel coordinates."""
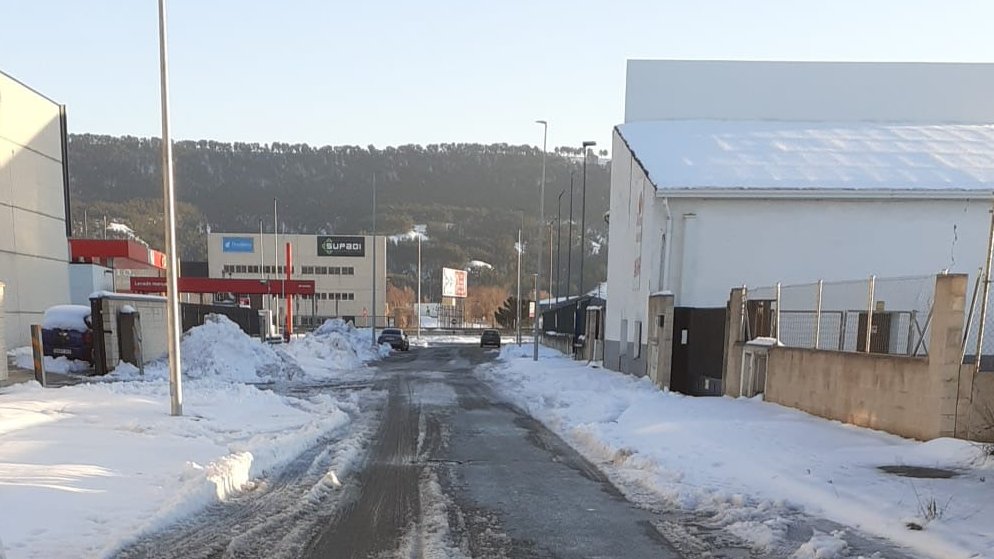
[
  {"left": 347, "top": 293, "right": 355, "bottom": 301},
  {"left": 248, "top": 265, "right": 259, "bottom": 274},
  {"left": 343, "top": 267, "right": 354, "bottom": 275},
  {"left": 302, "top": 266, "right": 314, "bottom": 275},
  {"left": 316, "top": 266, "right": 328, "bottom": 275},
  {"left": 222, "top": 264, "right": 234, "bottom": 274},
  {"left": 328, "top": 267, "right": 340, "bottom": 275},
  {"left": 235, "top": 265, "right": 247, "bottom": 273}
]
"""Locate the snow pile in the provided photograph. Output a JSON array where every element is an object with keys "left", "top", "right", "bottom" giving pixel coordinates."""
[
  {"left": 8, "top": 347, "right": 91, "bottom": 374},
  {"left": 481, "top": 345, "right": 994, "bottom": 559},
  {"left": 282, "top": 319, "right": 388, "bottom": 378},
  {"left": 0, "top": 373, "right": 356, "bottom": 558},
  {"left": 110, "top": 315, "right": 292, "bottom": 383}
]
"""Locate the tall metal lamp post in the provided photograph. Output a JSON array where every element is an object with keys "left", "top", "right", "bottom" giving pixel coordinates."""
[
  {"left": 556, "top": 189, "right": 565, "bottom": 302},
  {"left": 157, "top": 0, "right": 182, "bottom": 416},
  {"left": 576, "top": 141, "right": 596, "bottom": 342},
  {"left": 533, "top": 121, "right": 547, "bottom": 361}
]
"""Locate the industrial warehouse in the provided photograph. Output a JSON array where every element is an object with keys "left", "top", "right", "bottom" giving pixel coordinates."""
[{"left": 206, "top": 232, "right": 388, "bottom": 328}]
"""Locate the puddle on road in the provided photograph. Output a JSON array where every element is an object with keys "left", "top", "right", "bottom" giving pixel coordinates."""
[{"left": 877, "top": 465, "right": 959, "bottom": 479}]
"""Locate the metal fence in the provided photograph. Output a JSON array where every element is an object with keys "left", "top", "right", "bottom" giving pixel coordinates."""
[{"left": 745, "top": 275, "right": 935, "bottom": 356}]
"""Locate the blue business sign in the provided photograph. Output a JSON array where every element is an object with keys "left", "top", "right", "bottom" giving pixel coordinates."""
[{"left": 222, "top": 237, "right": 254, "bottom": 253}]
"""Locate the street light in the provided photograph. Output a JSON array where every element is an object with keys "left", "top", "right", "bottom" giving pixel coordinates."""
[
  {"left": 157, "top": 0, "right": 182, "bottom": 416},
  {"left": 556, "top": 188, "right": 565, "bottom": 303},
  {"left": 577, "top": 140, "right": 596, "bottom": 342},
  {"left": 534, "top": 120, "right": 547, "bottom": 361},
  {"left": 566, "top": 170, "right": 575, "bottom": 302},
  {"left": 516, "top": 216, "right": 522, "bottom": 346}
]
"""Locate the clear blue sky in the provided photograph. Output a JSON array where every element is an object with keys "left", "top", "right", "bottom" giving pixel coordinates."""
[{"left": 2, "top": 0, "right": 992, "bottom": 151}]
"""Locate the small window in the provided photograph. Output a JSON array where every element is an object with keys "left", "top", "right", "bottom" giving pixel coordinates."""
[
  {"left": 347, "top": 293, "right": 355, "bottom": 301},
  {"left": 302, "top": 266, "right": 314, "bottom": 275},
  {"left": 344, "top": 267, "right": 354, "bottom": 275},
  {"left": 316, "top": 266, "right": 328, "bottom": 275},
  {"left": 235, "top": 265, "right": 247, "bottom": 273},
  {"left": 329, "top": 267, "right": 341, "bottom": 275},
  {"left": 249, "top": 265, "right": 259, "bottom": 274}
]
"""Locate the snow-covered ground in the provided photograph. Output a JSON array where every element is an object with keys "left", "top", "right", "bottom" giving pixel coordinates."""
[
  {"left": 0, "top": 316, "right": 385, "bottom": 559},
  {"left": 482, "top": 344, "right": 994, "bottom": 559}
]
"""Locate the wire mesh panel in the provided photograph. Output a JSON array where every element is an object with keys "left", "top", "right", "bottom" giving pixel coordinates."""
[{"left": 745, "top": 275, "right": 935, "bottom": 356}]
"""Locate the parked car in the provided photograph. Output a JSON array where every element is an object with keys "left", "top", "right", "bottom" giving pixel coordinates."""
[
  {"left": 480, "top": 329, "right": 501, "bottom": 348},
  {"left": 377, "top": 328, "right": 410, "bottom": 351},
  {"left": 41, "top": 305, "right": 94, "bottom": 362}
]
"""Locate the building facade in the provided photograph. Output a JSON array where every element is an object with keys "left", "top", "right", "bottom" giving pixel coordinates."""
[
  {"left": 606, "top": 60, "right": 994, "bottom": 382},
  {"left": 207, "top": 233, "right": 387, "bottom": 326},
  {"left": 0, "top": 71, "right": 71, "bottom": 348}
]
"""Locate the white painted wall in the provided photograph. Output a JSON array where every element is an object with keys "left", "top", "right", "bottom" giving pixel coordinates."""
[
  {"left": 606, "top": 133, "right": 993, "bottom": 351},
  {"left": 625, "top": 60, "right": 994, "bottom": 125},
  {"left": 69, "top": 264, "right": 115, "bottom": 305},
  {"left": 0, "top": 72, "right": 70, "bottom": 349}
]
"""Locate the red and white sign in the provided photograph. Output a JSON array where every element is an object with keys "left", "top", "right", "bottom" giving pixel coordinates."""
[
  {"left": 442, "top": 267, "right": 468, "bottom": 298},
  {"left": 529, "top": 301, "right": 536, "bottom": 318}
]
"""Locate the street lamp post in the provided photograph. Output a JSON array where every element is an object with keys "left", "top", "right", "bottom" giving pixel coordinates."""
[
  {"left": 416, "top": 226, "right": 422, "bottom": 340},
  {"left": 578, "top": 141, "right": 596, "bottom": 299},
  {"left": 534, "top": 120, "right": 547, "bottom": 361},
  {"left": 556, "top": 189, "right": 565, "bottom": 302},
  {"left": 371, "top": 173, "right": 377, "bottom": 346},
  {"left": 566, "top": 170, "right": 575, "bottom": 302},
  {"left": 516, "top": 224, "right": 522, "bottom": 345},
  {"left": 157, "top": 0, "right": 182, "bottom": 416}
]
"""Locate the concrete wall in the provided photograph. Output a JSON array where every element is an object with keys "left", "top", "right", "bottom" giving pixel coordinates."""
[
  {"left": 94, "top": 294, "right": 168, "bottom": 372},
  {"left": 766, "top": 348, "right": 932, "bottom": 439},
  {"left": 645, "top": 293, "right": 674, "bottom": 388},
  {"left": 0, "top": 282, "right": 6, "bottom": 380},
  {"left": 744, "top": 275, "right": 969, "bottom": 441},
  {"left": 69, "top": 263, "right": 114, "bottom": 305},
  {"left": 625, "top": 60, "right": 994, "bottom": 124},
  {"left": 0, "top": 72, "right": 70, "bottom": 348}
]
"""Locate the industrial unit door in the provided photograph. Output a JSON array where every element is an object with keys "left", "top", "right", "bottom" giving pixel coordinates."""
[{"left": 670, "top": 307, "right": 727, "bottom": 396}]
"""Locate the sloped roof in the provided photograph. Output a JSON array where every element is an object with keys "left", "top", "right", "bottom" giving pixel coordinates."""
[{"left": 617, "top": 120, "right": 994, "bottom": 194}]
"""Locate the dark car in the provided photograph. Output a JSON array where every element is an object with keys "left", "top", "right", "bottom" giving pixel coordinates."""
[
  {"left": 377, "top": 328, "right": 410, "bottom": 351},
  {"left": 480, "top": 329, "right": 501, "bottom": 348},
  {"left": 41, "top": 305, "right": 94, "bottom": 362}
]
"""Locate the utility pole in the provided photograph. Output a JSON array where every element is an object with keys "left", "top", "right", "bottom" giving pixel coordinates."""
[
  {"left": 273, "top": 197, "right": 279, "bottom": 337},
  {"left": 158, "top": 0, "right": 182, "bottom": 416},
  {"left": 556, "top": 189, "right": 565, "bottom": 302},
  {"left": 259, "top": 219, "right": 267, "bottom": 319},
  {"left": 516, "top": 225, "right": 522, "bottom": 345},
  {"left": 417, "top": 227, "right": 422, "bottom": 340},
  {"left": 371, "top": 173, "right": 378, "bottom": 346},
  {"left": 534, "top": 120, "right": 547, "bottom": 361},
  {"left": 566, "top": 171, "right": 574, "bottom": 302},
  {"left": 578, "top": 141, "right": 596, "bottom": 299}
]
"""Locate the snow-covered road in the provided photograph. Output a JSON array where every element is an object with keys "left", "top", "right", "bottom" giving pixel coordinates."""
[{"left": 483, "top": 344, "right": 994, "bottom": 559}]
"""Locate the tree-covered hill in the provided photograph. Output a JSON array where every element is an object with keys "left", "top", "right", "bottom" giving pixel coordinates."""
[{"left": 67, "top": 134, "right": 610, "bottom": 299}]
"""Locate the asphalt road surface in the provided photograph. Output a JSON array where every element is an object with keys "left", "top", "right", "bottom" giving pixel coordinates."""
[{"left": 115, "top": 344, "right": 921, "bottom": 559}]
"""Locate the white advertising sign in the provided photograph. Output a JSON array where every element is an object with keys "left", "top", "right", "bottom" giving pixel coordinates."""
[{"left": 442, "top": 267, "right": 468, "bottom": 298}]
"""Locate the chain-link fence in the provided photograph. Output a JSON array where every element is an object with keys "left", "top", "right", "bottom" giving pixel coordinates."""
[{"left": 745, "top": 275, "right": 935, "bottom": 356}]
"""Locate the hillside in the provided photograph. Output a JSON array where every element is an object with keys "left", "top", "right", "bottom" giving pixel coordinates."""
[{"left": 67, "top": 134, "right": 611, "bottom": 301}]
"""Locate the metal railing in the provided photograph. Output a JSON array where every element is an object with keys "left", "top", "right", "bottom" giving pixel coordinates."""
[{"left": 745, "top": 274, "right": 935, "bottom": 356}]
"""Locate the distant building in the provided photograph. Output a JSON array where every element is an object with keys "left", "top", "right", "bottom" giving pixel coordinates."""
[
  {"left": 207, "top": 233, "right": 387, "bottom": 327},
  {"left": 0, "top": 71, "right": 71, "bottom": 348},
  {"left": 607, "top": 60, "right": 994, "bottom": 386}
]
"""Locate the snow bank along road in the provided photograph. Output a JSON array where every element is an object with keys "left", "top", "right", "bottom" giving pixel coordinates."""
[{"left": 112, "top": 344, "right": 934, "bottom": 559}]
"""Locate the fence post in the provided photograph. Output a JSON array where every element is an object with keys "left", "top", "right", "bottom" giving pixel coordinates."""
[
  {"left": 775, "top": 282, "right": 781, "bottom": 343},
  {"left": 865, "top": 275, "right": 876, "bottom": 354},
  {"left": 814, "top": 280, "right": 823, "bottom": 350},
  {"left": 30, "top": 324, "right": 47, "bottom": 387}
]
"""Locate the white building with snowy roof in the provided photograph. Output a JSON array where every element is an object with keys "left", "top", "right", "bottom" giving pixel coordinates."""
[{"left": 605, "top": 60, "right": 994, "bottom": 384}]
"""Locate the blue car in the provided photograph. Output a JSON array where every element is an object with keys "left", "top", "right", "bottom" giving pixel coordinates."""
[{"left": 41, "top": 305, "right": 94, "bottom": 363}]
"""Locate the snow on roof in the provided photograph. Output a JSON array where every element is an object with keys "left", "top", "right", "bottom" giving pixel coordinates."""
[{"left": 617, "top": 120, "right": 994, "bottom": 192}]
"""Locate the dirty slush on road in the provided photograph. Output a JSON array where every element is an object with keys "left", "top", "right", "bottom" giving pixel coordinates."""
[{"left": 115, "top": 345, "right": 920, "bottom": 559}]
